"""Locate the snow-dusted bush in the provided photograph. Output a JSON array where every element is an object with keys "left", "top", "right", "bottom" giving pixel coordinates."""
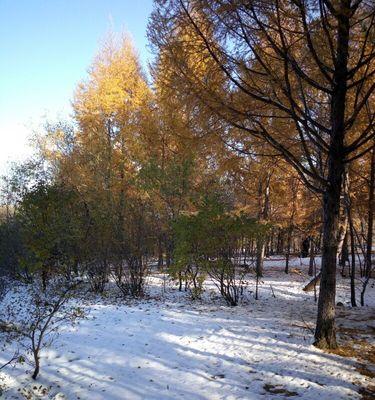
[{"left": 0, "top": 279, "right": 85, "bottom": 379}]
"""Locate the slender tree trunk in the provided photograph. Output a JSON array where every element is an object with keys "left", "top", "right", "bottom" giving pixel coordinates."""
[
  {"left": 340, "top": 231, "right": 349, "bottom": 276},
  {"left": 157, "top": 237, "right": 164, "bottom": 268},
  {"left": 308, "top": 238, "right": 315, "bottom": 276},
  {"left": 32, "top": 353, "right": 40, "bottom": 380},
  {"left": 337, "top": 168, "right": 349, "bottom": 268},
  {"left": 285, "top": 226, "right": 292, "bottom": 274},
  {"left": 301, "top": 237, "right": 310, "bottom": 258},
  {"left": 360, "top": 144, "right": 374, "bottom": 306},
  {"left": 256, "top": 173, "right": 271, "bottom": 277},
  {"left": 348, "top": 206, "right": 357, "bottom": 307},
  {"left": 366, "top": 144, "right": 374, "bottom": 271},
  {"left": 256, "top": 239, "right": 266, "bottom": 277},
  {"left": 276, "top": 229, "right": 283, "bottom": 254},
  {"left": 285, "top": 178, "right": 298, "bottom": 274},
  {"left": 269, "top": 230, "right": 274, "bottom": 255},
  {"left": 41, "top": 268, "right": 48, "bottom": 291}
]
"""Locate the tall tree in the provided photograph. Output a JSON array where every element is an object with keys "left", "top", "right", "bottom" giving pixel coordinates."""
[{"left": 149, "top": 0, "right": 375, "bottom": 348}]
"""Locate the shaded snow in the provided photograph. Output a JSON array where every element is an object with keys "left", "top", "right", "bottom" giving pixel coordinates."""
[{"left": 0, "top": 257, "right": 374, "bottom": 399}]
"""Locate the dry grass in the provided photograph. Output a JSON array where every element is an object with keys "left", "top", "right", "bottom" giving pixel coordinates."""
[
  {"left": 358, "top": 385, "right": 375, "bottom": 400},
  {"left": 326, "top": 321, "right": 375, "bottom": 399}
]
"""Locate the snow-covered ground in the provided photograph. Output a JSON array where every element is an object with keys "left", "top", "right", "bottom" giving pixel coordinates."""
[{"left": 1, "top": 257, "right": 374, "bottom": 399}]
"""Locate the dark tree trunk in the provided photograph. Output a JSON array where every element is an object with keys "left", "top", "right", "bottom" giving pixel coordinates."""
[
  {"left": 366, "top": 145, "right": 374, "bottom": 269},
  {"left": 314, "top": 173, "right": 343, "bottom": 348},
  {"left": 276, "top": 229, "right": 284, "bottom": 254},
  {"left": 178, "top": 271, "right": 183, "bottom": 291},
  {"left": 285, "top": 226, "right": 292, "bottom": 274},
  {"left": 32, "top": 354, "right": 40, "bottom": 380},
  {"left": 41, "top": 268, "right": 48, "bottom": 291},
  {"left": 166, "top": 243, "right": 172, "bottom": 269},
  {"left": 301, "top": 238, "right": 310, "bottom": 258},
  {"left": 157, "top": 237, "right": 164, "bottom": 268},
  {"left": 314, "top": 2, "right": 350, "bottom": 349},
  {"left": 255, "top": 271, "right": 259, "bottom": 300},
  {"left": 269, "top": 230, "right": 275, "bottom": 255}
]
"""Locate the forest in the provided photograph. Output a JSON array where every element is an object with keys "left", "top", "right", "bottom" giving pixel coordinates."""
[{"left": 0, "top": 0, "right": 374, "bottom": 399}]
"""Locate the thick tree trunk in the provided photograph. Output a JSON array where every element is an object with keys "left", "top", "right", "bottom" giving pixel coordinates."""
[
  {"left": 314, "top": 178, "right": 343, "bottom": 349},
  {"left": 314, "top": 1, "right": 350, "bottom": 350}
]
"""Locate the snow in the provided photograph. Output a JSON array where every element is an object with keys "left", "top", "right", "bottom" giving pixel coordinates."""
[{"left": 1, "top": 257, "right": 374, "bottom": 399}]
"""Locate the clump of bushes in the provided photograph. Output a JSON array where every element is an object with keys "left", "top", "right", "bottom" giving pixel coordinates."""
[{"left": 172, "top": 194, "right": 269, "bottom": 305}]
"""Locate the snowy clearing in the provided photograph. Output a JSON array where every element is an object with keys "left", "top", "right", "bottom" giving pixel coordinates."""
[{"left": 1, "top": 257, "right": 374, "bottom": 400}]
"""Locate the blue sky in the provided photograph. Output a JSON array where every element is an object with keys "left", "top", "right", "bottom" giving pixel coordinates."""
[{"left": 0, "top": 0, "right": 154, "bottom": 173}]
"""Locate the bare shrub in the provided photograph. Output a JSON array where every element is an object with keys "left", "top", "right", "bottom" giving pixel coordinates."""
[
  {"left": 112, "top": 257, "right": 149, "bottom": 298},
  {"left": 0, "top": 279, "right": 85, "bottom": 379},
  {"left": 207, "top": 259, "right": 251, "bottom": 306}
]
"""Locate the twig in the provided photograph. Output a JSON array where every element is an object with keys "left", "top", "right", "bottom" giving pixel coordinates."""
[{"left": 0, "top": 351, "right": 19, "bottom": 371}]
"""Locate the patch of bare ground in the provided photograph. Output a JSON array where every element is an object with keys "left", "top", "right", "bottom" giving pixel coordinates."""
[
  {"left": 263, "top": 383, "right": 298, "bottom": 397},
  {"left": 329, "top": 308, "right": 375, "bottom": 399},
  {"left": 358, "top": 385, "right": 375, "bottom": 400}
]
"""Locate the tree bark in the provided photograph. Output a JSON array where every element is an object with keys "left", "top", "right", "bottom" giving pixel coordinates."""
[
  {"left": 256, "top": 173, "right": 271, "bottom": 277},
  {"left": 314, "top": 172, "right": 343, "bottom": 348},
  {"left": 340, "top": 231, "right": 349, "bottom": 276},
  {"left": 285, "top": 226, "right": 292, "bottom": 274},
  {"left": 256, "top": 240, "right": 266, "bottom": 277},
  {"left": 314, "top": 1, "right": 350, "bottom": 349},
  {"left": 32, "top": 353, "right": 40, "bottom": 380},
  {"left": 348, "top": 206, "right": 357, "bottom": 307},
  {"left": 360, "top": 144, "right": 374, "bottom": 306},
  {"left": 308, "top": 238, "right": 315, "bottom": 276},
  {"left": 337, "top": 168, "right": 350, "bottom": 266},
  {"left": 301, "top": 237, "right": 310, "bottom": 258}
]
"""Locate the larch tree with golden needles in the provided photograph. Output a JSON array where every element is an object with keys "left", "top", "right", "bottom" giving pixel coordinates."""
[{"left": 149, "top": 0, "right": 375, "bottom": 348}]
